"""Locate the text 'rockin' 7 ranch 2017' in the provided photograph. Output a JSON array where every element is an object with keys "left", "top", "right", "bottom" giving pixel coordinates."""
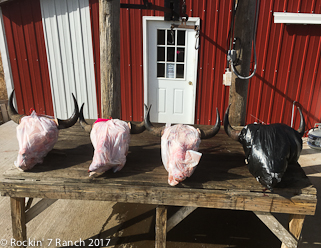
[{"left": 2, "top": 238, "right": 111, "bottom": 247}]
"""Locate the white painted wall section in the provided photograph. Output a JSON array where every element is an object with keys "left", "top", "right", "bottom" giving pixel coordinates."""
[{"left": 40, "top": 0, "right": 97, "bottom": 119}]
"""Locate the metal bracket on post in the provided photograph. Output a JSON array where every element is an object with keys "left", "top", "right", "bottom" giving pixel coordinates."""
[
  {"left": 170, "top": 24, "right": 200, "bottom": 50},
  {"left": 170, "top": 24, "right": 198, "bottom": 30},
  {"left": 120, "top": 0, "right": 179, "bottom": 21}
]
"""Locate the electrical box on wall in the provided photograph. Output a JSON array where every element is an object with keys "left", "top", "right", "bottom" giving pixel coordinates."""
[
  {"left": 164, "top": 0, "right": 181, "bottom": 21},
  {"left": 223, "top": 69, "right": 232, "bottom": 86}
]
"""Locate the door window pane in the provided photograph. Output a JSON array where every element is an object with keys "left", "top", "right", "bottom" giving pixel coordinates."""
[
  {"left": 176, "top": 64, "right": 184, "bottom": 78},
  {"left": 167, "top": 47, "right": 175, "bottom": 62},
  {"left": 157, "top": 63, "right": 165, "bottom": 77},
  {"left": 177, "top": 30, "right": 185, "bottom": 45},
  {"left": 156, "top": 28, "right": 186, "bottom": 79},
  {"left": 177, "top": 48, "right": 185, "bottom": 62},
  {"left": 157, "top": 30, "right": 165, "bottom": 45},
  {"left": 167, "top": 30, "right": 175, "bottom": 45},
  {"left": 157, "top": 47, "right": 165, "bottom": 61},
  {"left": 167, "top": 63, "right": 175, "bottom": 78}
]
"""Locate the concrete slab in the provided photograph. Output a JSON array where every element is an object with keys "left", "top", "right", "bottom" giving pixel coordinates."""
[{"left": 0, "top": 122, "right": 320, "bottom": 248}]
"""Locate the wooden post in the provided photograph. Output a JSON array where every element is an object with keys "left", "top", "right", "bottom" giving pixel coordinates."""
[
  {"left": 228, "top": 0, "right": 257, "bottom": 126},
  {"left": 281, "top": 214, "right": 305, "bottom": 248},
  {"left": 254, "top": 211, "right": 298, "bottom": 248},
  {"left": 10, "top": 197, "right": 26, "bottom": 248},
  {"left": 155, "top": 205, "right": 167, "bottom": 248},
  {"left": 99, "top": 0, "right": 121, "bottom": 119}
]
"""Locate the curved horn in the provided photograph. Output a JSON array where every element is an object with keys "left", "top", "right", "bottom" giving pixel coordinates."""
[
  {"left": 57, "top": 93, "right": 79, "bottom": 129},
  {"left": 129, "top": 121, "right": 145, "bottom": 134},
  {"left": 224, "top": 104, "right": 241, "bottom": 141},
  {"left": 79, "top": 103, "right": 92, "bottom": 133},
  {"left": 144, "top": 104, "right": 165, "bottom": 137},
  {"left": 296, "top": 106, "right": 305, "bottom": 137},
  {"left": 198, "top": 108, "right": 221, "bottom": 139},
  {"left": 8, "top": 90, "right": 25, "bottom": 124},
  {"left": 129, "top": 104, "right": 147, "bottom": 134}
]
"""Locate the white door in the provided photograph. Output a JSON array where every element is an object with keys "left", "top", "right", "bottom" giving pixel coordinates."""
[{"left": 143, "top": 17, "right": 200, "bottom": 124}]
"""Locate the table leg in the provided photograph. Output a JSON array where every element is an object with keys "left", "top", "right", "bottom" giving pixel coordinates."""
[
  {"left": 10, "top": 197, "right": 26, "bottom": 248},
  {"left": 155, "top": 205, "right": 167, "bottom": 248},
  {"left": 281, "top": 214, "right": 305, "bottom": 248}
]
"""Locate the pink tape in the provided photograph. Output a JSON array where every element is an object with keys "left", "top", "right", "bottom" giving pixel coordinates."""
[{"left": 94, "top": 118, "right": 110, "bottom": 124}]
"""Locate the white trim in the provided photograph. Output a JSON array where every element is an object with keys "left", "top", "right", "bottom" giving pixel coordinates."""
[
  {"left": 143, "top": 16, "right": 149, "bottom": 112},
  {"left": 274, "top": 12, "right": 321, "bottom": 24},
  {"left": 142, "top": 16, "right": 200, "bottom": 123},
  {"left": 0, "top": 8, "right": 14, "bottom": 100}
]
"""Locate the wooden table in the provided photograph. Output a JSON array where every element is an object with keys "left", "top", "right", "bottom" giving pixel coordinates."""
[{"left": 0, "top": 123, "right": 317, "bottom": 248}]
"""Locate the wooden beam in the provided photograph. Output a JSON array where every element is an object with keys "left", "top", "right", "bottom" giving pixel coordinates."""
[
  {"left": 1, "top": 182, "right": 316, "bottom": 215},
  {"left": 167, "top": 206, "right": 197, "bottom": 232},
  {"left": 155, "top": 205, "right": 167, "bottom": 248},
  {"left": 254, "top": 211, "right": 298, "bottom": 248},
  {"left": 281, "top": 214, "right": 305, "bottom": 248},
  {"left": 0, "top": 103, "right": 9, "bottom": 123},
  {"left": 100, "top": 0, "right": 121, "bottom": 119},
  {"left": 228, "top": 0, "right": 257, "bottom": 126},
  {"left": 25, "top": 199, "right": 57, "bottom": 223},
  {"left": 10, "top": 197, "right": 26, "bottom": 248}
]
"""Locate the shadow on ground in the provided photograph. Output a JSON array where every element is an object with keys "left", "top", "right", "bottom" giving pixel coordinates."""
[{"left": 64, "top": 202, "right": 289, "bottom": 248}]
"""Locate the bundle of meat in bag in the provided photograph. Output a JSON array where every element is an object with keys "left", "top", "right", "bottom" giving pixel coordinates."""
[
  {"left": 144, "top": 105, "right": 221, "bottom": 186},
  {"left": 15, "top": 111, "right": 59, "bottom": 171},
  {"left": 79, "top": 103, "right": 146, "bottom": 177},
  {"left": 88, "top": 119, "right": 131, "bottom": 176},
  {"left": 161, "top": 124, "right": 202, "bottom": 186},
  {"left": 8, "top": 90, "right": 79, "bottom": 171}
]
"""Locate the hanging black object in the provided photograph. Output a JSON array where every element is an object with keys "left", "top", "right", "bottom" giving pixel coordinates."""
[
  {"left": 120, "top": 0, "right": 181, "bottom": 21},
  {"left": 164, "top": 0, "right": 181, "bottom": 21},
  {"left": 224, "top": 104, "right": 305, "bottom": 192}
]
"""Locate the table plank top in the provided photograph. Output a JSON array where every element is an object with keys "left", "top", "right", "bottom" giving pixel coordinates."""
[{"left": 0, "top": 123, "right": 317, "bottom": 215}]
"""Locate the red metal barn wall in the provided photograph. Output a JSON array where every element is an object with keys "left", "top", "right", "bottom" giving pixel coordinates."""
[
  {"left": 1, "top": 0, "right": 54, "bottom": 116},
  {"left": 1, "top": 0, "right": 321, "bottom": 133},
  {"left": 248, "top": 0, "right": 321, "bottom": 132},
  {"left": 106, "top": 0, "right": 321, "bottom": 134}
]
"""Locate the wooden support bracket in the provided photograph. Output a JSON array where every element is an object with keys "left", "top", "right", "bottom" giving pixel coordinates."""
[
  {"left": 167, "top": 206, "right": 197, "bottom": 232},
  {"left": 25, "top": 199, "right": 57, "bottom": 223},
  {"left": 281, "top": 214, "right": 305, "bottom": 248},
  {"left": 9, "top": 197, "right": 57, "bottom": 247},
  {"left": 254, "top": 211, "right": 305, "bottom": 248}
]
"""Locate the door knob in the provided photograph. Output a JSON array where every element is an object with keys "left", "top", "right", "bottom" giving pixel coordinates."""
[{"left": 188, "top": 81, "right": 193, "bottom": 85}]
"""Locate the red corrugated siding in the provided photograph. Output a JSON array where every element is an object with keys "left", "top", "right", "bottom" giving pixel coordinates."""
[
  {"left": 194, "top": 0, "right": 232, "bottom": 125},
  {"left": 247, "top": 0, "right": 321, "bottom": 134},
  {"left": 2, "top": 0, "right": 53, "bottom": 116},
  {"left": 89, "top": 0, "right": 101, "bottom": 118},
  {"left": 119, "top": 0, "right": 164, "bottom": 122},
  {"left": 89, "top": 0, "right": 321, "bottom": 134}
]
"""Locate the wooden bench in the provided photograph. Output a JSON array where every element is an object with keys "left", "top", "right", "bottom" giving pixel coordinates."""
[{"left": 0, "top": 123, "right": 317, "bottom": 248}]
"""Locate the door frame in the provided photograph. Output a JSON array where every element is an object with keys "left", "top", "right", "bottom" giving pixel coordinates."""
[{"left": 142, "top": 16, "right": 200, "bottom": 124}]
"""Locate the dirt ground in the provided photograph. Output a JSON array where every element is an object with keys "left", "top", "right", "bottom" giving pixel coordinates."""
[{"left": 95, "top": 203, "right": 286, "bottom": 248}]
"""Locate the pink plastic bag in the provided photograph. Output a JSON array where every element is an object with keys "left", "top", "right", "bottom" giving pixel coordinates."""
[
  {"left": 15, "top": 110, "right": 59, "bottom": 171},
  {"left": 89, "top": 119, "right": 130, "bottom": 176},
  {"left": 161, "top": 124, "right": 202, "bottom": 186}
]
